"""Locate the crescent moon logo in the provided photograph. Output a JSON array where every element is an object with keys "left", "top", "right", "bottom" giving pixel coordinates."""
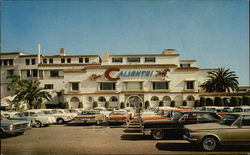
[{"left": 104, "top": 68, "right": 120, "bottom": 81}]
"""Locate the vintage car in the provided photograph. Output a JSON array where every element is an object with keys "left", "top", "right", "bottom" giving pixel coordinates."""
[
  {"left": 40, "top": 109, "right": 75, "bottom": 124},
  {"left": 70, "top": 110, "right": 105, "bottom": 125},
  {"left": 24, "top": 110, "right": 56, "bottom": 127},
  {"left": 1, "top": 114, "right": 31, "bottom": 136},
  {"left": 107, "top": 110, "right": 131, "bottom": 125},
  {"left": 141, "top": 111, "right": 221, "bottom": 140},
  {"left": 183, "top": 113, "right": 250, "bottom": 151},
  {"left": 94, "top": 107, "right": 113, "bottom": 118},
  {"left": 2, "top": 111, "right": 37, "bottom": 127},
  {"left": 232, "top": 106, "right": 250, "bottom": 113}
]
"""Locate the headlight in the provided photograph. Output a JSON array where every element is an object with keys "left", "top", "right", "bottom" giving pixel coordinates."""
[{"left": 9, "top": 125, "right": 13, "bottom": 131}]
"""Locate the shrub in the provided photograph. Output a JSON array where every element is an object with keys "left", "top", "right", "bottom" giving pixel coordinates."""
[
  {"left": 170, "top": 101, "right": 175, "bottom": 107},
  {"left": 159, "top": 101, "right": 164, "bottom": 107},
  {"left": 242, "top": 97, "right": 250, "bottom": 105},
  {"left": 205, "top": 98, "right": 213, "bottom": 106},
  {"left": 78, "top": 102, "right": 83, "bottom": 108},
  {"left": 40, "top": 103, "right": 46, "bottom": 109},
  {"left": 230, "top": 97, "right": 238, "bottom": 107},
  {"left": 145, "top": 101, "right": 150, "bottom": 109},
  {"left": 120, "top": 102, "right": 125, "bottom": 109},
  {"left": 237, "top": 97, "right": 242, "bottom": 106},
  {"left": 93, "top": 101, "right": 98, "bottom": 108},
  {"left": 194, "top": 100, "right": 199, "bottom": 107},
  {"left": 64, "top": 102, "right": 69, "bottom": 109},
  {"left": 214, "top": 97, "right": 222, "bottom": 106},
  {"left": 199, "top": 97, "right": 205, "bottom": 107},
  {"left": 182, "top": 100, "right": 187, "bottom": 106},
  {"left": 105, "top": 102, "right": 109, "bottom": 108},
  {"left": 223, "top": 98, "right": 230, "bottom": 106},
  {"left": 126, "top": 103, "right": 129, "bottom": 107}
]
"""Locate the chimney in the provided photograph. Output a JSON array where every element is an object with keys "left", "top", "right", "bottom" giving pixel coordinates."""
[
  {"left": 162, "top": 49, "right": 176, "bottom": 55},
  {"left": 37, "top": 44, "right": 41, "bottom": 64},
  {"left": 60, "top": 48, "right": 66, "bottom": 56}
]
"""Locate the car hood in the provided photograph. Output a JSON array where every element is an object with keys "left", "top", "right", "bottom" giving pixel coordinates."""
[{"left": 185, "top": 123, "right": 229, "bottom": 131}]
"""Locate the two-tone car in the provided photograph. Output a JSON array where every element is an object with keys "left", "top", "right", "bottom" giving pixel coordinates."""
[
  {"left": 141, "top": 111, "right": 221, "bottom": 140},
  {"left": 24, "top": 110, "right": 56, "bottom": 127},
  {"left": 183, "top": 113, "right": 250, "bottom": 151},
  {"left": 107, "top": 110, "right": 131, "bottom": 125},
  {"left": 1, "top": 114, "right": 31, "bottom": 136},
  {"left": 70, "top": 110, "right": 105, "bottom": 125}
]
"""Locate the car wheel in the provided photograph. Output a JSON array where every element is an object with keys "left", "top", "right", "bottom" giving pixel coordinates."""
[
  {"left": 151, "top": 129, "right": 165, "bottom": 140},
  {"left": 201, "top": 136, "right": 219, "bottom": 151},
  {"left": 57, "top": 118, "right": 64, "bottom": 124},
  {"left": 35, "top": 121, "right": 42, "bottom": 128}
]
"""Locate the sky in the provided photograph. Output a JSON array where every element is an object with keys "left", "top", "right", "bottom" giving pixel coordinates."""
[{"left": 1, "top": 0, "right": 249, "bottom": 86}]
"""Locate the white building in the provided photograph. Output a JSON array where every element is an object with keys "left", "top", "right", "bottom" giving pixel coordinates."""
[{"left": 1, "top": 48, "right": 222, "bottom": 109}]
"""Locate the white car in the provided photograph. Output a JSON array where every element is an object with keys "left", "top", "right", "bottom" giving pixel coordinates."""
[
  {"left": 94, "top": 107, "right": 113, "bottom": 118},
  {"left": 24, "top": 110, "right": 56, "bottom": 127},
  {"left": 40, "top": 109, "right": 75, "bottom": 124}
]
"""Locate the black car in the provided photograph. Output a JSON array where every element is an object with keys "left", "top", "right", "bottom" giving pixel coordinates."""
[{"left": 141, "top": 111, "right": 221, "bottom": 140}]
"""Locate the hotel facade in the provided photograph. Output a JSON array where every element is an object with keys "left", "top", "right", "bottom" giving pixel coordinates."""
[{"left": 1, "top": 48, "right": 248, "bottom": 109}]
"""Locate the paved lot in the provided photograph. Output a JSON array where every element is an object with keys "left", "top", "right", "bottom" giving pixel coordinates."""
[{"left": 1, "top": 125, "right": 250, "bottom": 155}]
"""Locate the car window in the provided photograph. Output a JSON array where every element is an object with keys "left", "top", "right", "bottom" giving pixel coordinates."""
[
  {"left": 218, "top": 114, "right": 239, "bottom": 126},
  {"left": 181, "top": 113, "right": 197, "bottom": 121},
  {"left": 242, "top": 116, "right": 250, "bottom": 126},
  {"left": 13, "top": 113, "right": 22, "bottom": 118},
  {"left": 233, "top": 108, "right": 242, "bottom": 112},
  {"left": 30, "top": 112, "right": 38, "bottom": 117},
  {"left": 243, "top": 109, "right": 250, "bottom": 112},
  {"left": 24, "top": 112, "right": 29, "bottom": 117},
  {"left": 197, "top": 113, "right": 214, "bottom": 121}
]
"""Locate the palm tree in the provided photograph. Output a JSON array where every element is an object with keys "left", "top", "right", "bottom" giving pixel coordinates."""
[
  {"left": 6, "top": 75, "right": 26, "bottom": 94},
  {"left": 201, "top": 68, "right": 239, "bottom": 92},
  {"left": 13, "top": 79, "right": 52, "bottom": 109}
]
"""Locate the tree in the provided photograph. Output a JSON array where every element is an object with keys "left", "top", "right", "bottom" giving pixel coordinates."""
[
  {"left": 199, "top": 97, "right": 205, "bottom": 107},
  {"left": 214, "top": 97, "right": 222, "bottom": 106},
  {"left": 242, "top": 97, "right": 250, "bottom": 106},
  {"left": 170, "top": 101, "right": 175, "bottom": 107},
  {"left": 194, "top": 100, "right": 199, "bottom": 107},
  {"left": 230, "top": 97, "right": 239, "bottom": 107},
  {"left": 6, "top": 75, "right": 24, "bottom": 94},
  {"left": 182, "top": 100, "right": 187, "bottom": 106},
  {"left": 78, "top": 102, "right": 83, "bottom": 108},
  {"left": 12, "top": 79, "right": 52, "bottom": 109},
  {"left": 201, "top": 68, "right": 239, "bottom": 92},
  {"left": 120, "top": 102, "right": 125, "bottom": 109},
  {"left": 145, "top": 101, "right": 150, "bottom": 109}
]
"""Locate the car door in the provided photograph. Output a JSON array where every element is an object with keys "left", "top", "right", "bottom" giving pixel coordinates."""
[{"left": 224, "top": 116, "right": 250, "bottom": 144}]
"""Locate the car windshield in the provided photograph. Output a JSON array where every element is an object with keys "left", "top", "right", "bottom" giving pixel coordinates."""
[
  {"left": 110, "top": 112, "right": 126, "bottom": 115},
  {"left": 218, "top": 114, "right": 239, "bottom": 126},
  {"left": 171, "top": 112, "right": 183, "bottom": 120}
]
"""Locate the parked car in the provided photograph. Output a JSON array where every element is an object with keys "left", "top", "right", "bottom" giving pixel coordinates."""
[
  {"left": 2, "top": 111, "right": 36, "bottom": 127},
  {"left": 69, "top": 109, "right": 82, "bottom": 115},
  {"left": 107, "top": 110, "right": 131, "bottom": 125},
  {"left": 1, "top": 114, "right": 31, "bottom": 136},
  {"left": 70, "top": 110, "right": 105, "bottom": 125},
  {"left": 200, "top": 106, "right": 224, "bottom": 112},
  {"left": 24, "top": 110, "right": 56, "bottom": 127},
  {"left": 124, "top": 107, "right": 135, "bottom": 119},
  {"left": 232, "top": 106, "right": 250, "bottom": 113},
  {"left": 141, "top": 111, "right": 221, "bottom": 140},
  {"left": 40, "top": 109, "right": 75, "bottom": 124},
  {"left": 183, "top": 113, "right": 250, "bottom": 151},
  {"left": 94, "top": 107, "right": 113, "bottom": 118}
]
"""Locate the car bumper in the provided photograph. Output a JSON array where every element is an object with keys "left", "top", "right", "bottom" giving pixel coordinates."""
[{"left": 183, "top": 135, "right": 198, "bottom": 143}]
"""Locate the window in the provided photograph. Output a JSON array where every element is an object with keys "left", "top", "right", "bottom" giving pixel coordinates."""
[
  {"left": 180, "top": 64, "right": 191, "bottom": 68},
  {"left": 71, "top": 82, "right": 79, "bottom": 91},
  {"left": 49, "top": 58, "right": 53, "bottom": 64},
  {"left": 43, "top": 59, "right": 47, "bottom": 64},
  {"left": 50, "top": 70, "right": 59, "bottom": 77},
  {"left": 151, "top": 96, "right": 159, "bottom": 101},
  {"left": 125, "top": 82, "right": 143, "bottom": 90},
  {"left": 26, "top": 59, "right": 30, "bottom": 65},
  {"left": 61, "top": 58, "right": 65, "bottom": 63},
  {"left": 88, "top": 97, "right": 94, "bottom": 102},
  {"left": 39, "top": 70, "right": 43, "bottom": 78},
  {"left": 7, "top": 70, "right": 14, "bottom": 76},
  {"left": 3, "top": 60, "right": 8, "bottom": 66},
  {"left": 127, "top": 57, "right": 140, "bottom": 63},
  {"left": 31, "top": 59, "right": 36, "bottom": 65},
  {"left": 100, "top": 82, "right": 116, "bottom": 90},
  {"left": 186, "top": 81, "right": 194, "bottom": 89},
  {"left": 85, "top": 58, "right": 89, "bottom": 63},
  {"left": 98, "top": 96, "right": 106, "bottom": 102},
  {"left": 45, "top": 84, "right": 54, "bottom": 89},
  {"left": 112, "top": 58, "right": 123, "bottom": 63},
  {"left": 145, "top": 57, "right": 155, "bottom": 63},
  {"left": 67, "top": 58, "right": 71, "bottom": 63},
  {"left": 27, "top": 70, "right": 31, "bottom": 77},
  {"left": 9, "top": 59, "right": 13, "bottom": 65},
  {"left": 110, "top": 96, "right": 118, "bottom": 102},
  {"left": 32, "top": 70, "right": 38, "bottom": 77},
  {"left": 152, "top": 82, "right": 169, "bottom": 90},
  {"left": 242, "top": 116, "right": 250, "bottom": 126},
  {"left": 79, "top": 58, "right": 83, "bottom": 63}
]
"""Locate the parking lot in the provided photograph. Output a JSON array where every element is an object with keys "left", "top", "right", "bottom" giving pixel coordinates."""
[{"left": 1, "top": 124, "right": 250, "bottom": 155}]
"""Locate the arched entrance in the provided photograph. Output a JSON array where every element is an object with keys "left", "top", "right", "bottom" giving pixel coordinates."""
[
  {"left": 126, "top": 95, "right": 143, "bottom": 108},
  {"left": 70, "top": 97, "right": 80, "bottom": 109}
]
